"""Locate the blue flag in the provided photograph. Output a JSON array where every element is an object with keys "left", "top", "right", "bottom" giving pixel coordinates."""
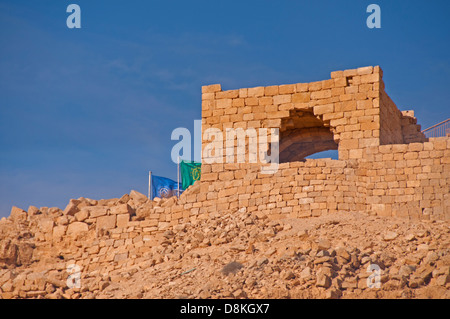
[{"left": 151, "top": 175, "right": 183, "bottom": 199}]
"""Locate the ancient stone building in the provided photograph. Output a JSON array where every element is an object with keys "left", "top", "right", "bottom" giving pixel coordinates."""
[
  {"left": 200, "top": 65, "right": 449, "bottom": 221},
  {"left": 1, "top": 66, "right": 449, "bottom": 299}
]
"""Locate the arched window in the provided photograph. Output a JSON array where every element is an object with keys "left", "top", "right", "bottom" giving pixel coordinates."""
[{"left": 278, "top": 109, "right": 338, "bottom": 163}]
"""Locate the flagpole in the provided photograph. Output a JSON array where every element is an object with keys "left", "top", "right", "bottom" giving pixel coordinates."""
[
  {"left": 148, "top": 171, "right": 152, "bottom": 200},
  {"left": 177, "top": 156, "right": 180, "bottom": 198}
]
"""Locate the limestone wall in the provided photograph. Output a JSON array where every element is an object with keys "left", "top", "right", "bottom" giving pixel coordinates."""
[
  {"left": 379, "top": 88, "right": 403, "bottom": 145},
  {"left": 201, "top": 66, "right": 385, "bottom": 164},
  {"left": 2, "top": 135, "right": 447, "bottom": 289},
  {"left": 362, "top": 138, "right": 449, "bottom": 220},
  {"left": 1, "top": 66, "right": 449, "bottom": 296}
]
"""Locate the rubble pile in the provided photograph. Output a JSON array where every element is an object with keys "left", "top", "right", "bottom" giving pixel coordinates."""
[{"left": 0, "top": 193, "right": 448, "bottom": 299}]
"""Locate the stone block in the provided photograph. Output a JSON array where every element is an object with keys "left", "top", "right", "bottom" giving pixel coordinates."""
[
  {"left": 296, "top": 83, "right": 309, "bottom": 92},
  {"left": 279, "top": 84, "right": 296, "bottom": 94},
  {"left": 349, "top": 149, "right": 363, "bottom": 159},
  {"left": 245, "top": 97, "right": 259, "bottom": 106},
  {"left": 334, "top": 77, "right": 347, "bottom": 87},
  {"left": 63, "top": 199, "right": 80, "bottom": 216},
  {"left": 313, "top": 103, "right": 334, "bottom": 115},
  {"left": 340, "top": 139, "right": 359, "bottom": 149},
  {"left": 247, "top": 86, "right": 265, "bottom": 97},
  {"left": 292, "top": 92, "right": 310, "bottom": 103},
  {"left": 311, "top": 89, "right": 331, "bottom": 100},
  {"left": 330, "top": 70, "right": 344, "bottom": 78},
  {"left": 273, "top": 95, "right": 291, "bottom": 105},
  {"left": 110, "top": 204, "right": 133, "bottom": 215},
  {"left": 27, "top": 206, "right": 39, "bottom": 216},
  {"left": 216, "top": 90, "right": 239, "bottom": 99},
  {"left": 264, "top": 85, "right": 279, "bottom": 96},
  {"left": 357, "top": 66, "right": 373, "bottom": 75},
  {"left": 232, "top": 98, "right": 245, "bottom": 107},
  {"left": 216, "top": 99, "right": 232, "bottom": 109},
  {"left": 9, "top": 206, "right": 27, "bottom": 223},
  {"left": 434, "top": 139, "right": 447, "bottom": 150},
  {"left": 343, "top": 69, "right": 357, "bottom": 77},
  {"left": 75, "top": 209, "right": 89, "bottom": 222},
  {"left": 96, "top": 215, "right": 117, "bottom": 231},
  {"left": 309, "top": 81, "right": 323, "bottom": 91},
  {"left": 52, "top": 225, "right": 66, "bottom": 239},
  {"left": 238, "top": 88, "right": 248, "bottom": 98},
  {"left": 202, "top": 84, "right": 221, "bottom": 93},
  {"left": 360, "top": 73, "right": 379, "bottom": 83},
  {"left": 89, "top": 206, "right": 108, "bottom": 218}
]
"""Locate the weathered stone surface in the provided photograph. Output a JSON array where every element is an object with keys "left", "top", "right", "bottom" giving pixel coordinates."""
[
  {"left": 63, "top": 200, "right": 81, "bottom": 216},
  {"left": 436, "top": 274, "right": 449, "bottom": 286},
  {"left": 135, "top": 203, "right": 153, "bottom": 220},
  {"left": 313, "top": 256, "right": 331, "bottom": 264},
  {"left": 67, "top": 222, "right": 88, "bottom": 236},
  {"left": 57, "top": 216, "right": 69, "bottom": 226},
  {"left": 116, "top": 214, "right": 129, "bottom": 228},
  {"left": 96, "top": 215, "right": 116, "bottom": 231},
  {"left": 300, "top": 267, "right": 312, "bottom": 279},
  {"left": 383, "top": 231, "right": 398, "bottom": 241},
  {"left": 316, "top": 272, "right": 331, "bottom": 288},
  {"left": 336, "top": 247, "right": 351, "bottom": 261},
  {"left": 116, "top": 193, "right": 130, "bottom": 204},
  {"left": 283, "top": 271, "right": 296, "bottom": 280},
  {"left": 0, "top": 239, "right": 17, "bottom": 266},
  {"left": 161, "top": 197, "right": 177, "bottom": 208},
  {"left": 74, "top": 209, "right": 89, "bottom": 222},
  {"left": 221, "top": 261, "right": 243, "bottom": 275},
  {"left": 27, "top": 206, "right": 40, "bottom": 216},
  {"left": 88, "top": 206, "right": 108, "bottom": 218},
  {"left": 9, "top": 206, "right": 27, "bottom": 223},
  {"left": 46, "top": 277, "right": 66, "bottom": 288},
  {"left": 39, "top": 218, "right": 54, "bottom": 233},
  {"left": 110, "top": 204, "right": 133, "bottom": 215},
  {"left": 130, "top": 190, "right": 148, "bottom": 203},
  {"left": 52, "top": 225, "right": 66, "bottom": 239},
  {"left": 0, "top": 66, "right": 449, "bottom": 300},
  {"left": 317, "top": 239, "right": 331, "bottom": 250},
  {"left": 16, "top": 243, "right": 34, "bottom": 266},
  {"left": 114, "top": 252, "right": 128, "bottom": 262}
]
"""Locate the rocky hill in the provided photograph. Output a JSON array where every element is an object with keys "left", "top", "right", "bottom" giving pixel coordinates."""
[{"left": 0, "top": 190, "right": 449, "bottom": 299}]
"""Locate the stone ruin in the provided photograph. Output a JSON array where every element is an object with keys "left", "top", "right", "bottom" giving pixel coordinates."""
[{"left": 0, "top": 65, "right": 449, "bottom": 298}]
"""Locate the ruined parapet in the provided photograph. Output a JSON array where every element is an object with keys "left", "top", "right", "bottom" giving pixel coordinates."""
[
  {"left": 400, "top": 110, "right": 428, "bottom": 143},
  {"left": 2, "top": 66, "right": 448, "bottom": 256}
]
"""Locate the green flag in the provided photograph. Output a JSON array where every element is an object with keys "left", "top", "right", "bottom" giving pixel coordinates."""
[{"left": 180, "top": 160, "right": 201, "bottom": 190}]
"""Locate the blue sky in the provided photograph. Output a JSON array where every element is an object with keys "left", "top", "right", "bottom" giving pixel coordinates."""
[{"left": 0, "top": 0, "right": 449, "bottom": 217}]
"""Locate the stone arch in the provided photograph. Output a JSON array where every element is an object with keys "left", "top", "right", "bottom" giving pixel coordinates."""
[{"left": 278, "top": 109, "right": 338, "bottom": 162}]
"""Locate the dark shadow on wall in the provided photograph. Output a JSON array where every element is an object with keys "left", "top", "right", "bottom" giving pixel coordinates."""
[{"left": 278, "top": 109, "right": 338, "bottom": 163}]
